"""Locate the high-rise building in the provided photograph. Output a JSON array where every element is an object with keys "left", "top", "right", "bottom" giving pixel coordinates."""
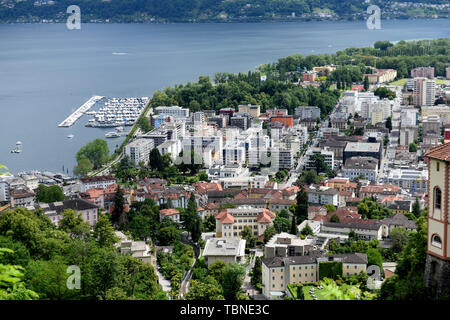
[
  {"left": 413, "top": 77, "right": 436, "bottom": 106},
  {"left": 411, "top": 66, "right": 435, "bottom": 79},
  {"left": 124, "top": 138, "right": 154, "bottom": 165}
]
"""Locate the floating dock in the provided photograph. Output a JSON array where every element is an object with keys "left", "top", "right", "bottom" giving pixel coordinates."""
[{"left": 58, "top": 95, "right": 104, "bottom": 127}]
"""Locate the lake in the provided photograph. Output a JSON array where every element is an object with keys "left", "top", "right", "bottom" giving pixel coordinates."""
[{"left": 0, "top": 19, "right": 449, "bottom": 174}]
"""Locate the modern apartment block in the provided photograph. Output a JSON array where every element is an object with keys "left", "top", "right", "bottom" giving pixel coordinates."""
[
  {"left": 413, "top": 77, "right": 436, "bottom": 106},
  {"left": 125, "top": 138, "right": 155, "bottom": 166},
  {"left": 154, "top": 106, "right": 190, "bottom": 118}
]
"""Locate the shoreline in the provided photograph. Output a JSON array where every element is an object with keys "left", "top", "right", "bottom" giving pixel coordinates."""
[{"left": 1, "top": 16, "right": 449, "bottom": 25}]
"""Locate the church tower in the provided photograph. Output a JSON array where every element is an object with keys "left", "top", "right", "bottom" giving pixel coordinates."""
[{"left": 424, "top": 144, "right": 450, "bottom": 297}]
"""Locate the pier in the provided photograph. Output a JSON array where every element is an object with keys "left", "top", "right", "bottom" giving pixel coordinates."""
[{"left": 58, "top": 95, "right": 104, "bottom": 127}]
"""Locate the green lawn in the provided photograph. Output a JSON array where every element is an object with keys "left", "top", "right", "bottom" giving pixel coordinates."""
[
  {"left": 302, "top": 285, "right": 330, "bottom": 300},
  {"left": 390, "top": 78, "right": 449, "bottom": 86}
]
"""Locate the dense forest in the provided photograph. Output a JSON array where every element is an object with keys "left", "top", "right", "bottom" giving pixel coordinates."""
[
  {"left": 262, "top": 38, "right": 450, "bottom": 79},
  {"left": 0, "top": 0, "right": 449, "bottom": 23},
  {"left": 0, "top": 207, "right": 167, "bottom": 300}
]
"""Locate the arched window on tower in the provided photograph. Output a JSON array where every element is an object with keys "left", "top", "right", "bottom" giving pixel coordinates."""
[
  {"left": 432, "top": 234, "right": 442, "bottom": 248},
  {"left": 435, "top": 187, "right": 442, "bottom": 210}
]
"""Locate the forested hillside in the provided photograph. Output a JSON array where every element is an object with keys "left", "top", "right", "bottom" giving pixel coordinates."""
[{"left": 0, "top": 0, "right": 449, "bottom": 23}]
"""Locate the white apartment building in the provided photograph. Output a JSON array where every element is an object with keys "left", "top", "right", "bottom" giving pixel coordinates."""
[
  {"left": 154, "top": 106, "right": 190, "bottom": 118},
  {"left": 382, "top": 168, "right": 428, "bottom": 194},
  {"left": 305, "top": 147, "right": 334, "bottom": 171},
  {"left": 295, "top": 106, "right": 320, "bottom": 120},
  {"left": 125, "top": 138, "right": 155, "bottom": 166},
  {"left": 80, "top": 175, "right": 116, "bottom": 192},
  {"left": 413, "top": 77, "right": 436, "bottom": 106},
  {"left": 306, "top": 186, "right": 338, "bottom": 206},
  {"left": 342, "top": 157, "right": 378, "bottom": 181},
  {"left": 157, "top": 140, "right": 181, "bottom": 160}
]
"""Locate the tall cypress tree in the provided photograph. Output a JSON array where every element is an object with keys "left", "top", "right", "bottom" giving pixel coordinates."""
[
  {"left": 111, "top": 186, "right": 124, "bottom": 227},
  {"left": 295, "top": 187, "right": 309, "bottom": 223},
  {"left": 290, "top": 215, "right": 298, "bottom": 235}
]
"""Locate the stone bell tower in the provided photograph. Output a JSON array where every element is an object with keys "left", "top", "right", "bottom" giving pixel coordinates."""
[{"left": 424, "top": 144, "right": 450, "bottom": 298}]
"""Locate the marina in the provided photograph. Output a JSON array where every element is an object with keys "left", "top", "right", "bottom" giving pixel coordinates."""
[
  {"left": 84, "top": 97, "right": 149, "bottom": 128},
  {"left": 58, "top": 95, "right": 104, "bottom": 127}
]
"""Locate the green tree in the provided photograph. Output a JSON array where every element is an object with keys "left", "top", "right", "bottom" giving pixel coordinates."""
[
  {"left": 385, "top": 116, "right": 392, "bottom": 132},
  {"left": 363, "top": 76, "right": 369, "bottom": 91},
  {"left": 76, "top": 139, "right": 109, "bottom": 170},
  {"left": 185, "top": 276, "right": 224, "bottom": 300},
  {"left": 295, "top": 187, "right": 309, "bottom": 222},
  {"left": 325, "top": 204, "right": 336, "bottom": 213},
  {"left": 409, "top": 142, "right": 418, "bottom": 153},
  {"left": 208, "top": 260, "right": 227, "bottom": 284},
  {"left": 0, "top": 248, "right": 39, "bottom": 300},
  {"left": 36, "top": 185, "right": 66, "bottom": 203},
  {"left": 290, "top": 215, "right": 298, "bottom": 235},
  {"left": 137, "top": 116, "right": 152, "bottom": 133},
  {"left": 250, "top": 256, "right": 262, "bottom": 290},
  {"left": 390, "top": 227, "right": 410, "bottom": 253},
  {"left": 222, "top": 262, "right": 246, "bottom": 300},
  {"left": 24, "top": 257, "right": 71, "bottom": 300},
  {"left": 58, "top": 209, "right": 91, "bottom": 239},
  {"left": 158, "top": 226, "right": 180, "bottom": 245},
  {"left": 300, "top": 223, "right": 313, "bottom": 236},
  {"left": 412, "top": 198, "right": 421, "bottom": 218},
  {"left": 310, "top": 154, "right": 330, "bottom": 174},
  {"left": 93, "top": 214, "right": 119, "bottom": 248},
  {"left": 241, "top": 226, "right": 256, "bottom": 248},
  {"left": 111, "top": 186, "right": 126, "bottom": 228},
  {"left": 73, "top": 156, "right": 94, "bottom": 177},
  {"left": 263, "top": 225, "right": 277, "bottom": 243},
  {"left": 299, "top": 170, "right": 321, "bottom": 185},
  {"left": 149, "top": 148, "right": 164, "bottom": 172}
]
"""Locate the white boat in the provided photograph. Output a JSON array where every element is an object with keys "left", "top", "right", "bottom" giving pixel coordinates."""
[
  {"left": 105, "top": 132, "right": 120, "bottom": 138},
  {"left": 67, "top": 134, "right": 74, "bottom": 139},
  {"left": 115, "top": 126, "right": 124, "bottom": 132},
  {"left": 11, "top": 148, "right": 21, "bottom": 153},
  {"left": 16, "top": 141, "right": 22, "bottom": 145}
]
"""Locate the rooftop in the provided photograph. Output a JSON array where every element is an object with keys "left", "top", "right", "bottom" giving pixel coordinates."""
[
  {"left": 344, "top": 142, "right": 381, "bottom": 153},
  {"left": 203, "top": 237, "right": 246, "bottom": 257},
  {"left": 425, "top": 142, "right": 450, "bottom": 162}
]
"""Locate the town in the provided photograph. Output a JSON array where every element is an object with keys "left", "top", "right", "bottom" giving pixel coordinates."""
[{"left": 1, "top": 40, "right": 450, "bottom": 301}]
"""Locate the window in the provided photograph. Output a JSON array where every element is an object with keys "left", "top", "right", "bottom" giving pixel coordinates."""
[
  {"left": 437, "top": 162, "right": 440, "bottom": 171},
  {"left": 432, "top": 234, "right": 442, "bottom": 248},
  {"left": 435, "top": 187, "right": 442, "bottom": 210}
]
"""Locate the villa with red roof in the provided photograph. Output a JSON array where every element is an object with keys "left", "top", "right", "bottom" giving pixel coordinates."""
[
  {"left": 215, "top": 206, "right": 276, "bottom": 239},
  {"left": 159, "top": 208, "right": 181, "bottom": 224}
]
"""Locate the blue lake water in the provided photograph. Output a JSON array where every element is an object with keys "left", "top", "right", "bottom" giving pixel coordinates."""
[{"left": 0, "top": 19, "right": 449, "bottom": 174}]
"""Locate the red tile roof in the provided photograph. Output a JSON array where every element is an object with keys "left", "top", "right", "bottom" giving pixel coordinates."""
[
  {"left": 424, "top": 142, "right": 450, "bottom": 161},
  {"left": 160, "top": 208, "right": 180, "bottom": 216}
]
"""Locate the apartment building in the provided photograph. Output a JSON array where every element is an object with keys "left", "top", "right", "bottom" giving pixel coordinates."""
[
  {"left": 31, "top": 199, "right": 99, "bottom": 226},
  {"left": 305, "top": 147, "right": 335, "bottom": 171},
  {"left": 262, "top": 253, "right": 367, "bottom": 299},
  {"left": 215, "top": 206, "right": 276, "bottom": 238},
  {"left": 413, "top": 77, "right": 436, "bottom": 106},
  {"left": 203, "top": 237, "right": 246, "bottom": 267},
  {"left": 342, "top": 156, "right": 378, "bottom": 181},
  {"left": 80, "top": 175, "right": 117, "bottom": 192},
  {"left": 295, "top": 106, "right": 320, "bottom": 120},
  {"left": 305, "top": 186, "right": 339, "bottom": 206},
  {"left": 125, "top": 138, "right": 154, "bottom": 166},
  {"left": 154, "top": 106, "right": 190, "bottom": 118},
  {"left": 411, "top": 66, "right": 435, "bottom": 79},
  {"left": 238, "top": 104, "right": 261, "bottom": 118}
]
